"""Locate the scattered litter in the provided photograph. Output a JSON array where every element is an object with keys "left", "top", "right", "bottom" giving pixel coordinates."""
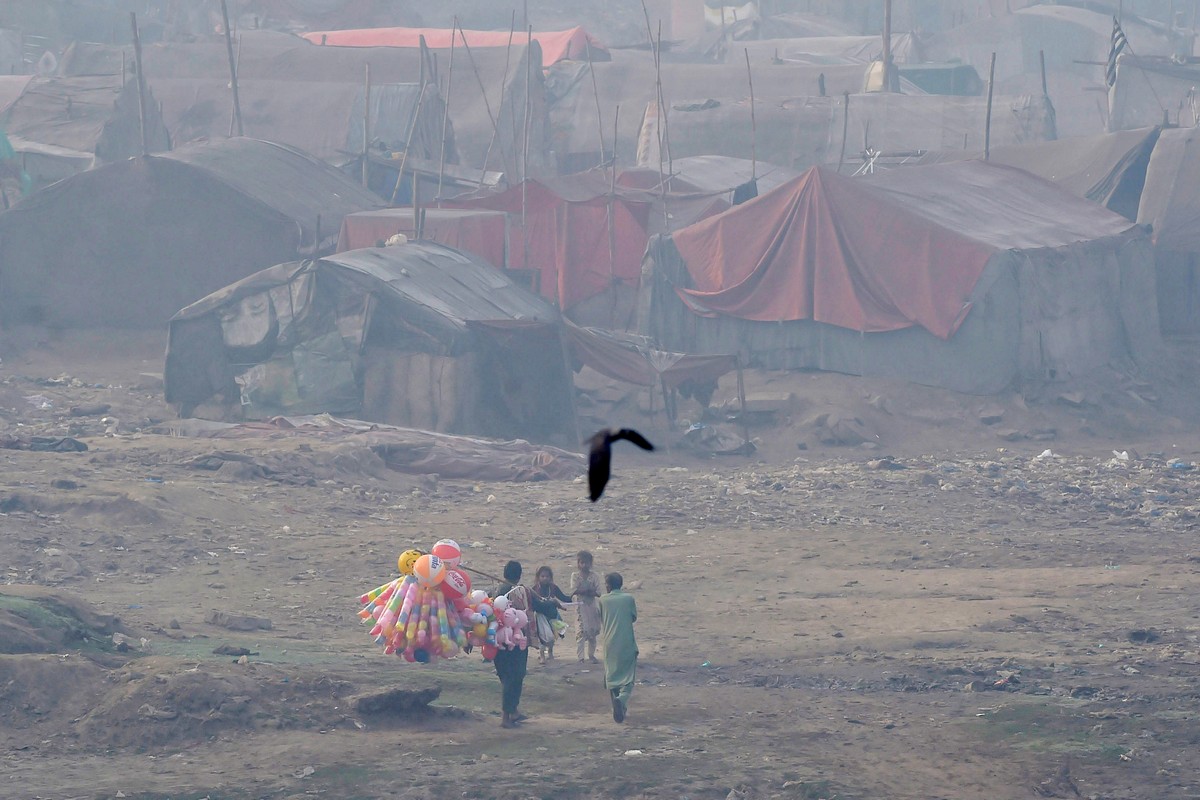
[
  {"left": 1035, "top": 449, "right": 1056, "bottom": 460},
  {"left": 623, "top": 749, "right": 644, "bottom": 756}
]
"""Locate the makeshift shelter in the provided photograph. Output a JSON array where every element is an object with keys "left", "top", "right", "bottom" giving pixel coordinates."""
[
  {"left": 545, "top": 52, "right": 878, "bottom": 171},
  {"left": 60, "top": 33, "right": 552, "bottom": 180},
  {"left": 164, "top": 242, "right": 577, "bottom": 445},
  {"left": 1109, "top": 56, "right": 1200, "bottom": 132},
  {"left": 337, "top": 207, "right": 510, "bottom": 270},
  {"left": 912, "top": 127, "right": 1161, "bottom": 220},
  {"left": 453, "top": 167, "right": 727, "bottom": 328},
  {"left": 0, "top": 74, "right": 169, "bottom": 187},
  {"left": 638, "top": 91, "right": 1057, "bottom": 172},
  {"left": 669, "top": 155, "right": 803, "bottom": 204},
  {"left": 0, "top": 137, "right": 383, "bottom": 329},
  {"left": 301, "top": 25, "right": 608, "bottom": 68},
  {"left": 641, "top": 160, "right": 1162, "bottom": 394},
  {"left": 1137, "top": 127, "right": 1200, "bottom": 334}
]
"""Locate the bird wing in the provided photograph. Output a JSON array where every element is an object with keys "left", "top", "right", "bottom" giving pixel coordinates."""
[
  {"left": 588, "top": 443, "right": 611, "bottom": 502},
  {"left": 614, "top": 429, "right": 655, "bottom": 451}
]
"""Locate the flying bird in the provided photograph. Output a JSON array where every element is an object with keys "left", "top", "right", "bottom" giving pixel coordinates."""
[{"left": 587, "top": 428, "right": 655, "bottom": 502}]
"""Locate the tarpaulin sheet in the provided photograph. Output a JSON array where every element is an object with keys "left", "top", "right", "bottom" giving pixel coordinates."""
[
  {"left": 671, "top": 160, "right": 1139, "bottom": 338},
  {"left": 565, "top": 321, "right": 737, "bottom": 389},
  {"left": 453, "top": 168, "right": 726, "bottom": 311},
  {"left": 337, "top": 207, "right": 508, "bottom": 266},
  {"left": 302, "top": 25, "right": 607, "bottom": 67}
]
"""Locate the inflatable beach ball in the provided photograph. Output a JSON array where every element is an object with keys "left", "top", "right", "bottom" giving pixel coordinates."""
[
  {"left": 397, "top": 549, "right": 423, "bottom": 576},
  {"left": 440, "top": 567, "right": 471, "bottom": 602},
  {"left": 431, "top": 539, "right": 462, "bottom": 567},
  {"left": 412, "top": 553, "right": 446, "bottom": 586}
]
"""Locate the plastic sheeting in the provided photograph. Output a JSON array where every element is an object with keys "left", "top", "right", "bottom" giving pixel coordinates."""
[
  {"left": 668, "top": 161, "right": 1139, "bottom": 339},
  {"left": 565, "top": 321, "right": 736, "bottom": 389},
  {"left": 301, "top": 26, "right": 608, "bottom": 68},
  {"left": 337, "top": 208, "right": 508, "bottom": 266}
]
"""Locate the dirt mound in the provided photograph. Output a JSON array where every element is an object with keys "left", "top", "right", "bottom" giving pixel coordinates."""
[
  {"left": 0, "top": 491, "right": 162, "bottom": 525},
  {"left": 0, "top": 654, "right": 109, "bottom": 730},
  {"left": 0, "top": 586, "right": 126, "bottom": 655},
  {"left": 76, "top": 658, "right": 356, "bottom": 750}
]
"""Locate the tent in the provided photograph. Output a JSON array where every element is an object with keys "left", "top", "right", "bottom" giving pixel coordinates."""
[
  {"left": 453, "top": 167, "right": 728, "bottom": 328},
  {"left": 0, "top": 74, "right": 170, "bottom": 188},
  {"left": 1137, "top": 127, "right": 1200, "bottom": 333},
  {"left": 59, "top": 33, "right": 552, "bottom": 180},
  {"left": 669, "top": 155, "right": 804, "bottom": 203},
  {"left": 301, "top": 25, "right": 608, "bottom": 68},
  {"left": 638, "top": 91, "right": 1057, "bottom": 172},
  {"left": 0, "top": 138, "right": 383, "bottom": 329},
  {"left": 641, "top": 160, "right": 1162, "bottom": 394},
  {"left": 1109, "top": 55, "right": 1200, "bottom": 132},
  {"left": 165, "top": 241, "right": 577, "bottom": 445},
  {"left": 733, "top": 33, "right": 924, "bottom": 66},
  {"left": 912, "top": 127, "right": 1161, "bottom": 220}
]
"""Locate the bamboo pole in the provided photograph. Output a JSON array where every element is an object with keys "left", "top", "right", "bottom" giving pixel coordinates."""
[
  {"left": 736, "top": 357, "right": 750, "bottom": 445},
  {"left": 606, "top": 104, "right": 619, "bottom": 327},
  {"left": 1039, "top": 49, "right": 1049, "bottom": 97},
  {"left": 390, "top": 76, "right": 429, "bottom": 205},
  {"left": 456, "top": 20, "right": 505, "bottom": 175},
  {"left": 436, "top": 27, "right": 458, "bottom": 203},
  {"left": 129, "top": 12, "right": 148, "bottom": 155},
  {"left": 881, "top": 0, "right": 893, "bottom": 92},
  {"left": 220, "top": 0, "right": 244, "bottom": 137},
  {"left": 586, "top": 38, "right": 607, "bottom": 167},
  {"left": 836, "top": 91, "right": 850, "bottom": 174},
  {"left": 521, "top": 25, "right": 532, "bottom": 272},
  {"left": 984, "top": 51, "right": 996, "bottom": 160},
  {"left": 482, "top": 11, "right": 517, "bottom": 179},
  {"left": 745, "top": 47, "right": 757, "bottom": 181},
  {"left": 361, "top": 64, "right": 372, "bottom": 187}
]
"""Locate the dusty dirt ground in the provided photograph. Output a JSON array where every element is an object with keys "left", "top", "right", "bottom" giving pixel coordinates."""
[{"left": 2, "top": 329, "right": 1200, "bottom": 800}]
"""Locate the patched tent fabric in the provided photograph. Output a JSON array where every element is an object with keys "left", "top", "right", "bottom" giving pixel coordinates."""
[
  {"left": 643, "top": 160, "right": 1162, "bottom": 394},
  {"left": 302, "top": 25, "right": 608, "bottom": 67},
  {"left": 165, "top": 242, "right": 577, "bottom": 445},
  {"left": 565, "top": 321, "right": 737, "bottom": 389},
  {"left": 912, "top": 127, "right": 1161, "bottom": 221},
  {"left": 1137, "top": 126, "right": 1200, "bottom": 333}
]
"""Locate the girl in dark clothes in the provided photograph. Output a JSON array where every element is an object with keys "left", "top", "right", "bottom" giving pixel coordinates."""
[
  {"left": 494, "top": 560, "right": 560, "bottom": 728},
  {"left": 532, "top": 565, "right": 571, "bottom": 663}
]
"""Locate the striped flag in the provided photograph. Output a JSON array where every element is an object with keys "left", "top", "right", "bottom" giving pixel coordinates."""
[{"left": 1106, "top": 15, "right": 1128, "bottom": 87}]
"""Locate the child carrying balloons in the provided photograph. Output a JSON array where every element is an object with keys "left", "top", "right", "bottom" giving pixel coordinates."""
[{"left": 532, "top": 566, "right": 571, "bottom": 663}]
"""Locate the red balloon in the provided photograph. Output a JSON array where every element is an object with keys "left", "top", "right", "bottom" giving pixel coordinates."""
[{"left": 481, "top": 644, "right": 499, "bottom": 660}]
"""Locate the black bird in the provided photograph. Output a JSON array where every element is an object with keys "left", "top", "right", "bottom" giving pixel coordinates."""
[{"left": 587, "top": 428, "right": 655, "bottom": 502}]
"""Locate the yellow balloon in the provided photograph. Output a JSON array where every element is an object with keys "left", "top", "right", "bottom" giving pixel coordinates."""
[
  {"left": 473, "top": 623, "right": 487, "bottom": 638},
  {"left": 397, "top": 549, "right": 423, "bottom": 576}
]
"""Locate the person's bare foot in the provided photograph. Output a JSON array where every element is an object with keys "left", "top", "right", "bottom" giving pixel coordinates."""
[{"left": 501, "top": 712, "right": 517, "bottom": 729}]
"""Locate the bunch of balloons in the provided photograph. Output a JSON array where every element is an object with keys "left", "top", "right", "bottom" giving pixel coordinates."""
[{"left": 356, "top": 539, "right": 531, "bottom": 665}]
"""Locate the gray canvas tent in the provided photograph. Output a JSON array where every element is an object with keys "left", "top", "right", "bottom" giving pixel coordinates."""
[
  {"left": 641, "top": 160, "right": 1161, "bottom": 394},
  {"left": 637, "top": 91, "right": 1057, "bottom": 172},
  {"left": 0, "top": 137, "right": 383, "bottom": 329},
  {"left": 165, "top": 241, "right": 577, "bottom": 445},
  {"left": 912, "top": 126, "right": 1161, "bottom": 220},
  {"left": 1109, "top": 56, "right": 1200, "bottom": 132},
  {"left": 0, "top": 74, "right": 170, "bottom": 188},
  {"left": 1137, "top": 126, "right": 1200, "bottom": 333}
]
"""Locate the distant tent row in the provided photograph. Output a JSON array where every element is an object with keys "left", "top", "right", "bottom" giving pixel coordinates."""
[{"left": 301, "top": 25, "right": 609, "bottom": 68}]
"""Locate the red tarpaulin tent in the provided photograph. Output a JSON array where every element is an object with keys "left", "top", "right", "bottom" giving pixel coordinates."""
[
  {"left": 302, "top": 25, "right": 608, "bottom": 68},
  {"left": 453, "top": 169, "right": 725, "bottom": 313},
  {"left": 671, "top": 162, "right": 1137, "bottom": 339}
]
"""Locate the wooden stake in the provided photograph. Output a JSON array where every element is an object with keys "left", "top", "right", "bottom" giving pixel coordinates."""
[
  {"left": 129, "top": 12, "right": 149, "bottom": 156},
  {"left": 1039, "top": 49, "right": 1049, "bottom": 97},
  {"left": 736, "top": 356, "right": 749, "bottom": 445},
  {"left": 220, "top": 0, "right": 243, "bottom": 137},
  {"left": 984, "top": 51, "right": 996, "bottom": 160},
  {"left": 745, "top": 47, "right": 757, "bottom": 180}
]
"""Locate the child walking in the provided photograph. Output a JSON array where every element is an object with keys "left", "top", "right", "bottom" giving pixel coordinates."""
[
  {"left": 569, "top": 551, "right": 602, "bottom": 663},
  {"left": 533, "top": 566, "right": 571, "bottom": 663}
]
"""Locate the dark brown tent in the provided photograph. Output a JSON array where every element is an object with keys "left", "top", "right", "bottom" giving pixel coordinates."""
[{"left": 0, "top": 137, "right": 383, "bottom": 329}]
